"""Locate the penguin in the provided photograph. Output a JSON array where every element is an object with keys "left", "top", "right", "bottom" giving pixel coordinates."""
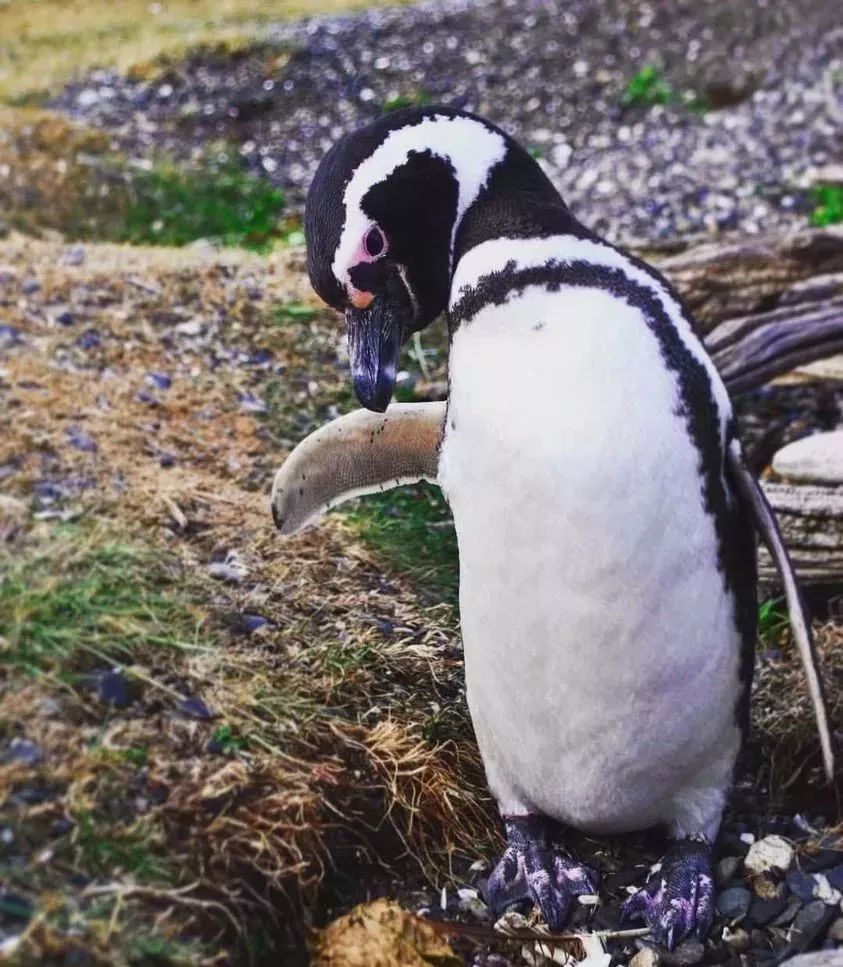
[{"left": 275, "top": 105, "right": 835, "bottom": 949}]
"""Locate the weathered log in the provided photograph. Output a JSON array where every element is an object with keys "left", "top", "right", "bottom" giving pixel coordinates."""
[
  {"left": 760, "top": 482, "right": 843, "bottom": 587},
  {"left": 654, "top": 226, "right": 843, "bottom": 332},
  {"left": 705, "top": 297, "right": 843, "bottom": 395}
]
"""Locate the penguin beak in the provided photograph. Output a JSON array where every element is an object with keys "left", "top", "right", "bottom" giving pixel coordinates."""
[
  {"left": 346, "top": 298, "right": 404, "bottom": 412},
  {"left": 344, "top": 264, "right": 416, "bottom": 412}
]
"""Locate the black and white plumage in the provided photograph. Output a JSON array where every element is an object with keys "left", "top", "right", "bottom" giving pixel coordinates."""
[{"left": 282, "top": 105, "right": 834, "bottom": 948}]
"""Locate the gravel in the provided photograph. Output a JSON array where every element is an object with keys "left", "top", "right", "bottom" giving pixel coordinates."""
[{"left": 53, "top": 0, "right": 843, "bottom": 244}]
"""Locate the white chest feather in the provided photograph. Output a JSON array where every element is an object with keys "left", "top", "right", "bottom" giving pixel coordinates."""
[{"left": 438, "top": 277, "right": 742, "bottom": 838}]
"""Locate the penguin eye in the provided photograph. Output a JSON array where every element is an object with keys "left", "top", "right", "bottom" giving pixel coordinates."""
[{"left": 364, "top": 226, "right": 386, "bottom": 258}]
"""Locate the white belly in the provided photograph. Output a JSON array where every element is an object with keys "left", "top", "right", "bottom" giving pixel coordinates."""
[{"left": 438, "top": 285, "right": 743, "bottom": 836}]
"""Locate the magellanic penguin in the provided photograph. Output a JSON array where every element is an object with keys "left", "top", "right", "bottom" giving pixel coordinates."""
[{"left": 274, "top": 106, "right": 835, "bottom": 949}]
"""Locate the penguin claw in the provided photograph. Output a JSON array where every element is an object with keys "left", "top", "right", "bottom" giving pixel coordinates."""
[
  {"left": 621, "top": 838, "right": 714, "bottom": 950},
  {"left": 485, "top": 816, "right": 598, "bottom": 931}
]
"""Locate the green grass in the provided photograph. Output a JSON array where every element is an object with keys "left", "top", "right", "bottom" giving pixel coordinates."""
[
  {"left": 758, "top": 596, "right": 789, "bottom": 647},
  {"left": 620, "top": 67, "right": 711, "bottom": 113},
  {"left": 622, "top": 66, "right": 674, "bottom": 108},
  {"left": 273, "top": 302, "right": 319, "bottom": 324},
  {"left": 810, "top": 185, "right": 843, "bottom": 227},
  {"left": 343, "top": 483, "right": 459, "bottom": 604},
  {"left": 120, "top": 162, "right": 286, "bottom": 250},
  {"left": 0, "top": 524, "right": 207, "bottom": 677},
  {"left": 382, "top": 91, "right": 431, "bottom": 113}
]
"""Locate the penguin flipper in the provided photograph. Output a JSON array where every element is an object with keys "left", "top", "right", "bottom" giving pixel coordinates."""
[
  {"left": 271, "top": 401, "right": 445, "bottom": 535},
  {"left": 726, "top": 440, "right": 835, "bottom": 782}
]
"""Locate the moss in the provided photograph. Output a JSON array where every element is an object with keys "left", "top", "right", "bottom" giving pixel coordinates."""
[{"left": 622, "top": 65, "right": 674, "bottom": 108}]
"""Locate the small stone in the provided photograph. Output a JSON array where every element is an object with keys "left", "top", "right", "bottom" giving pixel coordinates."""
[
  {"left": 4, "top": 738, "right": 43, "bottom": 766},
  {"left": 662, "top": 939, "right": 704, "bottom": 965},
  {"left": 772, "top": 431, "right": 843, "bottom": 486},
  {"left": 96, "top": 668, "right": 131, "bottom": 708},
  {"left": 207, "top": 561, "right": 247, "bottom": 583},
  {"left": 21, "top": 278, "right": 40, "bottom": 295},
  {"left": 716, "top": 886, "right": 752, "bottom": 919},
  {"left": 714, "top": 855, "right": 741, "bottom": 884},
  {"left": 629, "top": 949, "right": 661, "bottom": 967},
  {"left": 788, "top": 869, "right": 820, "bottom": 903},
  {"left": 789, "top": 900, "right": 835, "bottom": 950},
  {"left": 238, "top": 613, "right": 270, "bottom": 634},
  {"left": 744, "top": 835, "right": 794, "bottom": 876},
  {"left": 178, "top": 695, "right": 215, "bottom": 720},
  {"left": 55, "top": 310, "right": 75, "bottom": 326},
  {"left": 828, "top": 917, "right": 843, "bottom": 942},
  {"left": 749, "top": 893, "right": 789, "bottom": 926},
  {"left": 781, "top": 953, "right": 843, "bottom": 967},
  {"left": 66, "top": 426, "right": 97, "bottom": 453},
  {"left": 772, "top": 895, "right": 803, "bottom": 927},
  {"left": 827, "top": 865, "right": 843, "bottom": 890},
  {"left": 61, "top": 245, "right": 86, "bottom": 266},
  {"left": 147, "top": 372, "right": 171, "bottom": 390}
]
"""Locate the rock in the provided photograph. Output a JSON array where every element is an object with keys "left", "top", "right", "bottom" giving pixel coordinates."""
[
  {"left": 207, "top": 561, "right": 248, "bottom": 583},
  {"left": 779, "top": 954, "right": 843, "bottom": 966},
  {"left": 147, "top": 371, "right": 172, "bottom": 390},
  {"left": 96, "top": 668, "right": 131, "bottom": 708},
  {"left": 4, "top": 738, "right": 43, "bottom": 766},
  {"left": 60, "top": 245, "right": 86, "bottom": 266},
  {"left": 827, "top": 917, "right": 843, "bottom": 943},
  {"left": 752, "top": 872, "right": 786, "bottom": 899},
  {"left": 772, "top": 432, "right": 843, "bottom": 486},
  {"left": 236, "top": 613, "right": 270, "bottom": 634},
  {"left": 716, "top": 886, "right": 752, "bottom": 919},
  {"left": 629, "top": 949, "right": 661, "bottom": 967},
  {"left": 827, "top": 865, "right": 843, "bottom": 890},
  {"left": 749, "top": 893, "right": 789, "bottom": 926},
  {"left": 66, "top": 426, "right": 97, "bottom": 453},
  {"left": 55, "top": 310, "right": 75, "bottom": 326},
  {"left": 662, "top": 940, "right": 704, "bottom": 965},
  {"left": 789, "top": 900, "right": 835, "bottom": 950},
  {"left": 178, "top": 695, "right": 215, "bottom": 720},
  {"left": 772, "top": 896, "right": 804, "bottom": 928},
  {"left": 745, "top": 835, "right": 795, "bottom": 876},
  {"left": 714, "top": 855, "right": 742, "bottom": 884},
  {"left": 788, "top": 869, "right": 821, "bottom": 903}
]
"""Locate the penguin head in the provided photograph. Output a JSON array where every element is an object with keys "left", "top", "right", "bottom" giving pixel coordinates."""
[{"left": 306, "top": 105, "right": 577, "bottom": 411}]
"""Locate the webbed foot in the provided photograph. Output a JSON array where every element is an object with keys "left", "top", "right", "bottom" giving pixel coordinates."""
[
  {"left": 621, "top": 837, "right": 714, "bottom": 949},
  {"left": 485, "top": 815, "right": 598, "bottom": 931}
]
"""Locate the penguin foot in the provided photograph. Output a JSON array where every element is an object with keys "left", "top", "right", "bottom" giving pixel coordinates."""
[
  {"left": 621, "top": 837, "right": 714, "bottom": 950},
  {"left": 485, "top": 815, "right": 598, "bottom": 931}
]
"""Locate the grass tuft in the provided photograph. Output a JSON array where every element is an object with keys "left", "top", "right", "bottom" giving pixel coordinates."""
[
  {"left": 810, "top": 184, "right": 843, "bottom": 227},
  {"left": 621, "top": 65, "right": 674, "bottom": 108},
  {"left": 0, "top": 523, "right": 207, "bottom": 677},
  {"left": 121, "top": 162, "right": 286, "bottom": 250},
  {"left": 342, "top": 484, "right": 459, "bottom": 604}
]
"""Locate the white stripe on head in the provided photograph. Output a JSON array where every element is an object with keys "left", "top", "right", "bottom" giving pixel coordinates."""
[{"left": 331, "top": 114, "right": 508, "bottom": 288}]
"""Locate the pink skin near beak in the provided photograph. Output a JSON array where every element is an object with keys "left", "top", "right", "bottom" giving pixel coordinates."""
[{"left": 345, "top": 233, "right": 383, "bottom": 310}]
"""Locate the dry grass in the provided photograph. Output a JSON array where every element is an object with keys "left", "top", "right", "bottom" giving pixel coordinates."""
[
  {"left": 0, "top": 0, "right": 405, "bottom": 104},
  {"left": 0, "top": 235, "right": 492, "bottom": 962}
]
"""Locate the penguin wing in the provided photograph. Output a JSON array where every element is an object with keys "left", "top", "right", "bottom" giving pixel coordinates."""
[
  {"left": 271, "top": 402, "right": 446, "bottom": 535},
  {"left": 726, "top": 439, "right": 836, "bottom": 782}
]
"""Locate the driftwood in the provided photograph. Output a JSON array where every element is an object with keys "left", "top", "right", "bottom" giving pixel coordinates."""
[
  {"left": 643, "top": 228, "right": 843, "bottom": 397},
  {"left": 655, "top": 226, "right": 843, "bottom": 331},
  {"left": 760, "top": 483, "right": 843, "bottom": 588}
]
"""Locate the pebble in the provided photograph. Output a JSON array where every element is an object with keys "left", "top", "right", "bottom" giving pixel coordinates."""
[
  {"left": 96, "top": 668, "right": 131, "bottom": 708},
  {"left": 178, "top": 695, "right": 216, "bottom": 720},
  {"left": 3, "top": 738, "right": 43, "bottom": 766},
  {"left": 717, "top": 886, "right": 753, "bottom": 920},
  {"left": 744, "top": 835, "right": 794, "bottom": 876},
  {"left": 789, "top": 900, "right": 835, "bottom": 950},
  {"left": 629, "top": 950, "right": 660, "bottom": 967},
  {"left": 782, "top": 953, "right": 843, "bottom": 966},
  {"left": 749, "top": 893, "right": 789, "bottom": 926},
  {"left": 51, "top": 0, "right": 843, "bottom": 243},
  {"left": 207, "top": 561, "right": 248, "bottom": 583},
  {"left": 772, "top": 431, "right": 843, "bottom": 486},
  {"left": 661, "top": 940, "right": 704, "bottom": 965},
  {"left": 788, "top": 869, "right": 822, "bottom": 903},
  {"left": 714, "top": 855, "right": 742, "bottom": 884}
]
